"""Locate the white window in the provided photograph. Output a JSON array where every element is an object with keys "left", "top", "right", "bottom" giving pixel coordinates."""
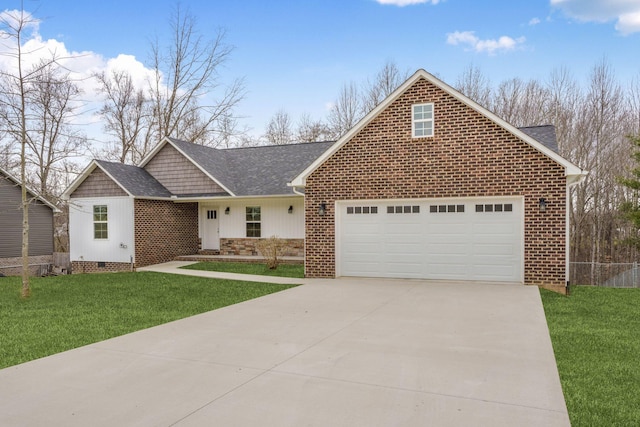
[
  {"left": 246, "top": 206, "right": 261, "bottom": 238},
  {"left": 93, "top": 205, "right": 108, "bottom": 239},
  {"left": 412, "top": 103, "right": 434, "bottom": 137}
]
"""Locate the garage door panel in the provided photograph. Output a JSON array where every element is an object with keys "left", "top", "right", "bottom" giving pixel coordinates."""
[
  {"left": 472, "top": 264, "right": 517, "bottom": 281},
  {"left": 338, "top": 199, "right": 522, "bottom": 282},
  {"left": 428, "top": 243, "right": 470, "bottom": 256},
  {"left": 472, "top": 243, "right": 516, "bottom": 255}
]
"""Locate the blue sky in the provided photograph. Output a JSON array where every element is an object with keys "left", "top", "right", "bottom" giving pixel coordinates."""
[{"left": 4, "top": 0, "right": 640, "bottom": 140}]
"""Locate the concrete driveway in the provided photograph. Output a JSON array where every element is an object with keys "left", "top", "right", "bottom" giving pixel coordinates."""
[{"left": 0, "top": 276, "right": 569, "bottom": 426}]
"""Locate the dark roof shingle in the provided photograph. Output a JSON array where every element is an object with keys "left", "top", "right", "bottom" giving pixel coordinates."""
[
  {"left": 518, "top": 125, "right": 558, "bottom": 153},
  {"left": 96, "top": 160, "right": 173, "bottom": 198},
  {"left": 169, "top": 138, "right": 333, "bottom": 196}
]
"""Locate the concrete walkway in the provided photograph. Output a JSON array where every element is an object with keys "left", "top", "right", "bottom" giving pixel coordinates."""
[
  {"left": 0, "top": 268, "right": 569, "bottom": 426},
  {"left": 138, "top": 260, "right": 307, "bottom": 285}
]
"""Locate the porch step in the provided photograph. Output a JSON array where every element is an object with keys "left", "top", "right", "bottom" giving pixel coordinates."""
[{"left": 197, "top": 250, "right": 220, "bottom": 255}]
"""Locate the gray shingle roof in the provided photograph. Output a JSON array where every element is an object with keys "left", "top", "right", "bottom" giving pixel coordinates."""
[
  {"left": 96, "top": 125, "right": 557, "bottom": 199},
  {"left": 169, "top": 138, "right": 333, "bottom": 196},
  {"left": 96, "top": 160, "right": 173, "bottom": 198},
  {"left": 518, "top": 125, "right": 558, "bottom": 153}
]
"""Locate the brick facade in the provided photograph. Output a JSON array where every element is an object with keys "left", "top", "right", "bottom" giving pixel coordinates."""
[
  {"left": 134, "top": 200, "right": 199, "bottom": 267},
  {"left": 304, "top": 77, "right": 567, "bottom": 292},
  {"left": 220, "top": 238, "right": 304, "bottom": 257}
]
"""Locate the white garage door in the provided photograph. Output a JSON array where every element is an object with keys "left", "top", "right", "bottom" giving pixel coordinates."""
[{"left": 337, "top": 198, "right": 523, "bottom": 282}]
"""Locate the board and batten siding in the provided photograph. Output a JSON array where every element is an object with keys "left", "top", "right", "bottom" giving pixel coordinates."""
[
  {"left": 145, "top": 143, "right": 225, "bottom": 195},
  {"left": 204, "top": 197, "right": 304, "bottom": 239},
  {"left": 68, "top": 197, "right": 134, "bottom": 263},
  {"left": 0, "top": 174, "right": 54, "bottom": 257}
]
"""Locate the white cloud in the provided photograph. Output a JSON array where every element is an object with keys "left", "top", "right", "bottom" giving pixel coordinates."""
[
  {"left": 375, "top": 0, "right": 441, "bottom": 6},
  {"left": 529, "top": 17, "right": 542, "bottom": 25},
  {"left": 617, "top": 10, "right": 640, "bottom": 33},
  {"left": 551, "top": 0, "right": 640, "bottom": 34},
  {"left": 0, "top": 11, "right": 160, "bottom": 141},
  {"left": 446, "top": 31, "right": 526, "bottom": 55}
]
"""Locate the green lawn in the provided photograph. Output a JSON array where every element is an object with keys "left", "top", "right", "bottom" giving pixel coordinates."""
[
  {"left": 541, "top": 286, "right": 640, "bottom": 427},
  {"left": 0, "top": 272, "right": 296, "bottom": 369},
  {"left": 181, "top": 261, "right": 305, "bottom": 278}
]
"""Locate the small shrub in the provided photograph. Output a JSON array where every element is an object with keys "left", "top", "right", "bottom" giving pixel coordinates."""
[{"left": 256, "top": 236, "right": 289, "bottom": 269}]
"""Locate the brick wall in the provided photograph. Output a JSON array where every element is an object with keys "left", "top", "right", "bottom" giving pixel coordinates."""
[
  {"left": 305, "top": 77, "right": 567, "bottom": 291},
  {"left": 220, "top": 238, "right": 304, "bottom": 257},
  {"left": 134, "top": 200, "right": 199, "bottom": 267}
]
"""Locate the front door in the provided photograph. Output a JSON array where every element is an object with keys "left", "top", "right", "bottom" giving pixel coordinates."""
[{"left": 202, "top": 207, "right": 220, "bottom": 250}]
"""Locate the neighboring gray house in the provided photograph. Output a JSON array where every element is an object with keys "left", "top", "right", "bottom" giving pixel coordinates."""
[{"left": 0, "top": 167, "right": 58, "bottom": 276}]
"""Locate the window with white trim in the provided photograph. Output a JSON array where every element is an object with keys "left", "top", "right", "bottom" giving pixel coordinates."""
[
  {"left": 93, "top": 205, "right": 108, "bottom": 239},
  {"left": 412, "top": 103, "right": 434, "bottom": 137},
  {"left": 246, "top": 206, "right": 261, "bottom": 237}
]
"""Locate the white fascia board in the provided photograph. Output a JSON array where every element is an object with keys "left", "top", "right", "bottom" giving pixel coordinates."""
[
  {"left": 138, "top": 136, "right": 237, "bottom": 197},
  {"left": 61, "top": 160, "right": 98, "bottom": 200},
  {"left": 289, "top": 71, "right": 424, "bottom": 187},
  {"left": 94, "top": 163, "right": 135, "bottom": 198},
  {"left": 171, "top": 193, "right": 303, "bottom": 203},
  {"left": 62, "top": 160, "right": 135, "bottom": 200},
  {"left": 138, "top": 136, "right": 171, "bottom": 168},
  {"left": 290, "top": 69, "right": 586, "bottom": 186}
]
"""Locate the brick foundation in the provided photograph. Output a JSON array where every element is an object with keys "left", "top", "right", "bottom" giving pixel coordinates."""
[
  {"left": 71, "top": 261, "right": 132, "bottom": 274},
  {"left": 305, "top": 76, "right": 567, "bottom": 289},
  {"left": 220, "top": 238, "right": 304, "bottom": 257}
]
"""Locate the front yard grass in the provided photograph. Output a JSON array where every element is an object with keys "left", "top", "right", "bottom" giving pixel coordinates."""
[
  {"left": 0, "top": 272, "right": 296, "bottom": 370},
  {"left": 541, "top": 286, "right": 640, "bottom": 426},
  {"left": 181, "top": 261, "right": 304, "bottom": 278}
]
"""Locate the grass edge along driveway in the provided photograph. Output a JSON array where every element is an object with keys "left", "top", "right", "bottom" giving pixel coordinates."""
[
  {"left": 541, "top": 286, "right": 640, "bottom": 427},
  {"left": 0, "top": 271, "right": 297, "bottom": 370},
  {"left": 180, "top": 261, "right": 304, "bottom": 278}
]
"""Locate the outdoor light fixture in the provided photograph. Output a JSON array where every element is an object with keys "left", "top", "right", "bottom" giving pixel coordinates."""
[
  {"left": 288, "top": 205, "right": 293, "bottom": 214},
  {"left": 539, "top": 198, "right": 547, "bottom": 212},
  {"left": 225, "top": 207, "right": 230, "bottom": 215},
  {"left": 318, "top": 203, "right": 327, "bottom": 216}
]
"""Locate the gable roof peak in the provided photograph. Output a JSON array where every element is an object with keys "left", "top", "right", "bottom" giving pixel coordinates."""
[{"left": 290, "top": 68, "right": 585, "bottom": 187}]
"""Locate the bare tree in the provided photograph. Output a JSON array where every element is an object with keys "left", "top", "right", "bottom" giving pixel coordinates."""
[
  {"left": 147, "top": 4, "right": 244, "bottom": 146},
  {"left": 328, "top": 81, "right": 361, "bottom": 138},
  {"left": 94, "top": 69, "right": 151, "bottom": 164},
  {"left": 24, "top": 60, "right": 87, "bottom": 199},
  {"left": 629, "top": 72, "right": 640, "bottom": 134},
  {"left": 0, "top": 9, "right": 45, "bottom": 297},
  {"left": 361, "top": 60, "right": 409, "bottom": 114},
  {"left": 264, "top": 109, "right": 293, "bottom": 145},
  {"left": 296, "top": 113, "right": 332, "bottom": 142},
  {"left": 455, "top": 64, "right": 492, "bottom": 107}
]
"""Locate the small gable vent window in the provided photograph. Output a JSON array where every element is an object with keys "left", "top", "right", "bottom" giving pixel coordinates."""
[
  {"left": 412, "top": 103, "right": 434, "bottom": 138},
  {"left": 93, "top": 205, "right": 108, "bottom": 239},
  {"left": 246, "top": 206, "right": 261, "bottom": 238}
]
